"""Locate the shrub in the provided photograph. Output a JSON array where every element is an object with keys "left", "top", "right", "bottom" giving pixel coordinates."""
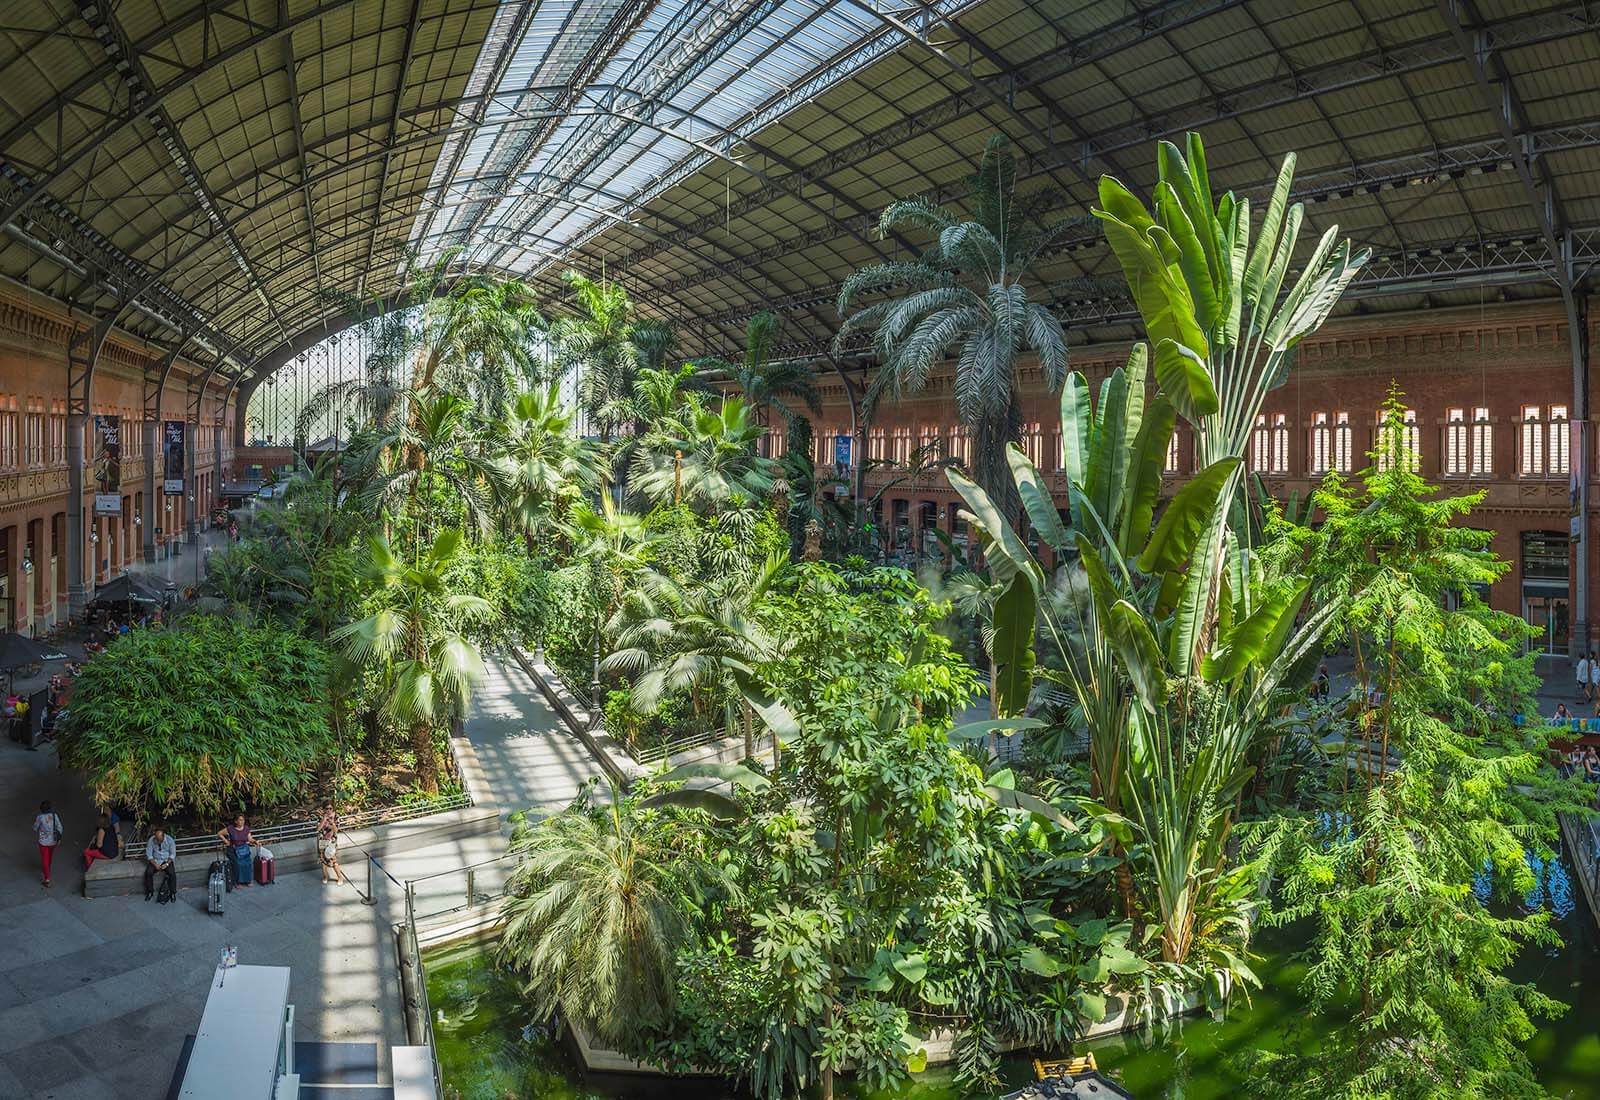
[
  {"left": 60, "top": 615, "right": 334, "bottom": 817},
  {"left": 541, "top": 564, "right": 600, "bottom": 687},
  {"left": 443, "top": 538, "right": 551, "bottom": 650}
]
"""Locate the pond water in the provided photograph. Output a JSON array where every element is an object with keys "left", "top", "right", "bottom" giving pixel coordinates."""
[{"left": 425, "top": 853, "right": 1600, "bottom": 1100}]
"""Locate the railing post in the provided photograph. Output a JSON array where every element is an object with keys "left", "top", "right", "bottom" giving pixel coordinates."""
[
  {"left": 466, "top": 867, "right": 476, "bottom": 908},
  {"left": 363, "top": 848, "right": 375, "bottom": 907}
]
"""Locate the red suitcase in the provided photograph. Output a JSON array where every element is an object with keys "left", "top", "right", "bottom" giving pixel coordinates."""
[{"left": 255, "top": 853, "right": 276, "bottom": 885}]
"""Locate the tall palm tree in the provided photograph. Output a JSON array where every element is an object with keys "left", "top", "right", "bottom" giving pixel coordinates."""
[
  {"left": 562, "top": 495, "right": 657, "bottom": 707},
  {"left": 333, "top": 528, "right": 492, "bottom": 794},
  {"left": 423, "top": 277, "right": 544, "bottom": 417},
  {"left": 355, "top": 390, "right": 506, "bottom": 543},
  {"left": 550, "top": 270, "right": 636, "bottom": 441},
  {"left": 835, "top": 133, "right": 1075, "bottom": 515},
  {"left": 694, "top": 311, "right": 819, "bottom": 456},
  {"left": 631, "top": 397, "right": 778, "bottom": 514},
  {"left": 497, "top": 386, "right": 603, "bottom": 543},
  {"left": 629, "top": 317, "right": 678, "bottom": 375},
  {"left": 603, "top": 553, "right": 796, "bottom": 763},
  {"left": 498, "top": 795, "right": 729, "bottom": 1047}
]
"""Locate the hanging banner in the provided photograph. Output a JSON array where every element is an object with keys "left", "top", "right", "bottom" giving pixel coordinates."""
[
  {"left": 163, "top": 420, "right": 186, "bottom": 496},
  {"left": 833, "top": 433, "right": 852, "bottom": 471},
  {"left": 92, "top": 415, "right": 121, "bottom": 515}
]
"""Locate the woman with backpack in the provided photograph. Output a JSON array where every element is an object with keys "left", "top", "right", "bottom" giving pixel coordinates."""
[{"left": 33, "top": 800, "right": 63, "bottom": 886}]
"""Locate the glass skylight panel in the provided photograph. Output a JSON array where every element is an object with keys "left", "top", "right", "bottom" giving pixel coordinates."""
[{"left": 414, "top": 0, "right": 972, "bottom": 277}]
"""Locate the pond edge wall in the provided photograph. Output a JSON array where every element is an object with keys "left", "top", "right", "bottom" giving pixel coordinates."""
[{"left": 406, "top": 917, "right": 1225, "bottom": 1081}]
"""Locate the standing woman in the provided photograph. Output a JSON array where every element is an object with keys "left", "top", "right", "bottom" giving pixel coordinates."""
[
  {"left": 1579, "top": 652, "right": 1592, "bottom": 704},
  {"left": 33, "top": 800, "right": 63, "bottom": 887},
  {"left": 317, "top": 802, "right": 347, "bottom": 886}
]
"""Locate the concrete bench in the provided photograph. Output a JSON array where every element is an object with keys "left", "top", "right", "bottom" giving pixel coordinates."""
[{"left": 82, "top": 804, "right": 499, "bottom": 898}]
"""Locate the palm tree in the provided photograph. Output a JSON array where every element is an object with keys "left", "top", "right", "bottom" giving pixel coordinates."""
[
  {"left": 333, "top": 528, "right": 492, "bottom": 794},
  {"left": 603, "top": 553, "right": 796, "bottom": 764},
  {"left": 549, "top": 270, "right": 636, "bottom": 441},
  {"left": 835, "top": 133, "right": 1074, "bottom": 516},
  {"left": 694, "top": 311, "right": 819, "bottom": 456},
  {"left": 354, "top": 390, "right": 506, "bottom": 544},
  {"left": 497, "top": 386, "right": 603, "bottom": 543},
  {"left": 562, "top": 495, "right": 657, "bottom": 709},
  {"left": 629, "top": 317, "right": 678, "bottom": 375},
  {"left": 423, "top": 276, "right": 544, "bottom": 417},
  {"left": 498, "top": 794, "right": 731, "bottom": 1048},
  {"left": 630, "top": 397, "right": 778, "bottom": 513}
]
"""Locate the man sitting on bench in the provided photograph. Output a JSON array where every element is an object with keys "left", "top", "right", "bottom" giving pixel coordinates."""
[{"left": 144, "top": 825, "right": 177, "bottom": 902}]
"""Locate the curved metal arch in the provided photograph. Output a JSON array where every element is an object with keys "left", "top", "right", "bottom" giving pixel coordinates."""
[
  {"left": 0, "top": 0, "right": 365, "bottom": 232},
  {"left": 222, "top": 197, "right": 823, "bottom": 373},
  {"left": 114, "top": 91, "right": 865, "bottom": 339},
  {"left": 163, "top": 97, "right": 896, "bottom": 345}
]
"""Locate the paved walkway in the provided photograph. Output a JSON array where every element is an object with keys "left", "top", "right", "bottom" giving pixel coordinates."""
[
  {"left": 0, "top": 635, "right": 603, "bottom": 1098},
  {"left": 462, "top": 655, "right": 604, "bottom": 832}
]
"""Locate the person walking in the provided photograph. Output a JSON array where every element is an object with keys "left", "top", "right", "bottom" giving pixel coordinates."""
[
  {"left": 1588, "top": 656, "right": 1600, "bottom": 711},
  {"left": 1580, "top": 652, "right": 1593, "bottom": 703},
  {"left": 33, "top": 800, "right": 63, "bottom": 887},
  {"left": 317, "top": 802, "right": 347, "bottom": 886}
]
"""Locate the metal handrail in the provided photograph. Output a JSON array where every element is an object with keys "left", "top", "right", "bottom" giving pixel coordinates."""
[
  {"left": 403, "top": 849, "right": 524, "bottom": 1100},
  {"left": 631, "top": 726, "right": 725, "bottom": 764},
  {"left": 118, "top": 792, "right": 471, "bottom": 860}
]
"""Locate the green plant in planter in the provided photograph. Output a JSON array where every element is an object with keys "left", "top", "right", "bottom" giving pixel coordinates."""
[{"left": 60, "top": 615, "right": 333, "bottom": 817}]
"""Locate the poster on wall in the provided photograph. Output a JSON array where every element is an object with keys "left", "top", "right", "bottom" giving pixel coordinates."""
[
  {"left": 163, "top": 419, "right": 186, "bottom": 495},
  {"left": 92, "top": 415, "right": 121, "bottom": 515}
]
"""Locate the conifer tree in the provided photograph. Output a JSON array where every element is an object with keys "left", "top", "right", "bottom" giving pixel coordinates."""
[{"left": 1245, "top": 387, "right": 1589, "bottom": 1099}]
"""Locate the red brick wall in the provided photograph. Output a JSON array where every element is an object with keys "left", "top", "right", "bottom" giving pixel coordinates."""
[
  {"left": 815, "top": 298, "right": 1598, "bottom": 640},
  {"left": 0, "top": 287, "right": 236, "bottom": 633}
]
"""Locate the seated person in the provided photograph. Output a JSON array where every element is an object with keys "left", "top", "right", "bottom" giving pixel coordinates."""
[
  {"left": 143, "top": 825, "right": 177, "bottom": 901},
  {"left": 216, "top": 813, "right": 257, "bottom": 887},
  {"left": 1554, "top": 702, "right": 1573, "bottom": 723},
  {"left": 83, "top": 813, "right": 119, "bottom": 869},
  {"left": 1566, "top": 747, "right": 1585, "bottom": 776},
  {"left": 1585, "top": 747, "right": 1600, "bottom": 783}
]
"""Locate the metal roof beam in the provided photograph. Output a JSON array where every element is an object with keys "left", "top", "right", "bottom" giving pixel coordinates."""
[
  {"left": 445, "top": 0, "right": 661, "bottom": 252},
  {"left": 562, "top": 0, "right": 1240, "bottom": 274},
  {"left": 480, "top": 0, "right": 785, "bottom": 272},
  {"left": 76, "top": 0, "right": 289, "bottom": 344},
  {"left": 409, "top": 0, "right": 541, "bottom": 253},
  {"left": 279, "top": 0, "right": 322, "bottom": 303},
  {"left": 585, "top": 0, "right": 1593, "bottom": 281},
  {"left": 645, "top": 120, "right": 1600, "bottom": 306},
  {"left": 357, "top": 0, "right": 426, "bottom": 297},
  {"left": 0, "top": 0, "right": 359, "bottom": 234}
]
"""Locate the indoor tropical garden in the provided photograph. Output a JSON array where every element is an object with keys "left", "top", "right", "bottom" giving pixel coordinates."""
[{"left": 164, "top": 134, "right": 1596, "bottom": 1100}]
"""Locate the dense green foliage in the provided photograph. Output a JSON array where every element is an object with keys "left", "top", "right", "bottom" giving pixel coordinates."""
[
  {"left": 183, "top": 128, "right": 1584, "bottom": 1100},
  {"left": 62, "top": 616, "right": 333, "bottom": 816},
  {"left": 1238, "top": 395, "right": 1592, "bottom": 1099}
]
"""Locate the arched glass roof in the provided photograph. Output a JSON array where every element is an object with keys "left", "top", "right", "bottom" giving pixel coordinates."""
[{"left": 1, "top": 0, "right": 1595, "bottom": 389}]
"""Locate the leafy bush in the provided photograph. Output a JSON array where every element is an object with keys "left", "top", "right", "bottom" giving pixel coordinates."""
[
  {"left": 443, "top": 537, "right": 551, "bottom": 650},
  {"left": 540, "top": 564, "right": 600, "bottom": 687},
  {"left": 603, "top": 686, "right": 715, "bottom": 754},
  {"left": 61, "top": 615, "right": 334, "bottom": 817}
]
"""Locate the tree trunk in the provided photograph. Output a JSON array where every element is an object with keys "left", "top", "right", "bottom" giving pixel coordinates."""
[
  {"left": 412, "top": 720, "right": 439, "bottom": 794},
  {"left": 973, "top": 400, "right": 1024, "bottom": 525}
]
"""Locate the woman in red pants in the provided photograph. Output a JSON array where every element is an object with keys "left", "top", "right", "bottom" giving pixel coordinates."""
[
  {"left": 32, "top": 800, "right": 63, "bottom": 887},
  {"left": 82, "top": 813, "right": 120, "bottom": 869}
]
